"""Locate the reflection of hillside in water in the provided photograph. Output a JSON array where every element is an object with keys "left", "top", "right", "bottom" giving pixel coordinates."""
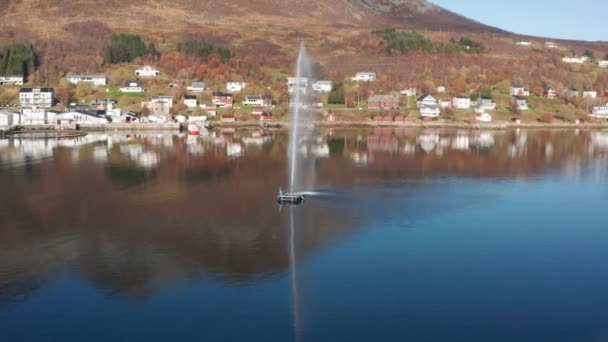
[{"left": 0, "top": 128, "right": 606, "bottom": 301}]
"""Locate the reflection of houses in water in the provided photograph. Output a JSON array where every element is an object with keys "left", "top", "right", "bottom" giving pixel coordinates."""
[
  {"left": 367, "top": 135, "right": 399, "bottom": 153},
  {"left": 470, "top": 131, "right": 495, "bottom": 148},
  {"left": 418, "top": 134, "right": 440, "bottom": 153},
  {"left": 311, "top": 143, "right": 330, "bottom": 158},
  {"left": 119, "top": 143, "right": 160, "bottom": 169},
  {"left": 93, "top": 146, "right": 108, "bottom": 163},
  {"left": 508, "top": 130, "right": 528, "bottom": 159},
  {"left": 242, "top": 131, "right": 272, "bottom": 147},
  {"left": 186, "top": 135, "right": 205, "bottom": 156},
  {"left": 590, "top": 132, "right": 608, "bottom": 150},
  {"left": 350, "top": 152, "right": 372, "bottom": 166},
  {"left": 227, "top": 143, "right": 243, "bottom": 158},
  {"left": 0, "top": 134, "right": 109, "bottom": 166},
  {"left": 402, "top": 142, "right": 416, "bottom": 155},
  {"left": 451, "top": 136, "right": 470, "bottom": 151}
]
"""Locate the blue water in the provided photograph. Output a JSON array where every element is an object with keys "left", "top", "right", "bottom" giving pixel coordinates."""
[{"left": 1, "top": 129, "right": 608, "bottom": 341}]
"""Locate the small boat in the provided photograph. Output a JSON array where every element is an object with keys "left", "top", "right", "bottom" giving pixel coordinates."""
[
  {"left": 277, "top": 188, "right": 305, "bottom": 205},
  {"left": 188, "top": 123, "right": 200, "bottom": 135}
]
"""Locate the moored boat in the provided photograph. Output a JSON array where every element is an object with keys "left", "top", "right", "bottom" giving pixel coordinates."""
[
  {"left": 277, "top": 188, "right": 305, "bottom": 205},
  {"left": 188, "top": 123, "right": 200, "bottom": 135}
]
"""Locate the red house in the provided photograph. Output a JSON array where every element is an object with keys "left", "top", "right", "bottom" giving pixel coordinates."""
[
  {"left": 367, "top": 95, "right": 398, "bottom": 110},
  {"left": 221, "top": 114, "right": 236, "bottom": 122},
  {"left": 251, "top": 107, "right": 263, "bottom": 115},
  {"left": 212, "top": 92, "right": 233, "bottom": 108}
]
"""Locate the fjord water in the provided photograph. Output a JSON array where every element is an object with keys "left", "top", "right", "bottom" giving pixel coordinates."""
[{"left": 1, "top": 129, "right": 608, "bottom": 341}]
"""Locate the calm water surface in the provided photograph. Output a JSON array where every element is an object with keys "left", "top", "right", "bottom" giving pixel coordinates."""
[{"left": 1, "top": 128, "right": 608, "bottom": 341}]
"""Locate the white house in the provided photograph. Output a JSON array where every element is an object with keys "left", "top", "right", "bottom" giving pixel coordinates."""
[
  {"left": 479, "top": 97, "right": 497, "bottom": 110},
  {"left": 583, "top": 90, "right": 597, "bottom": 99},
  {"left": 562, "top": 56, "right": 589, "bottom": 64},
  {"left": 0, "top": 75, "right": 24, "bottom": 86},
  {"left": 417, "top": 94, "right": 437, "bottom": 108},
  {"left": 420, "top": 105, "right": 440, "bottom": 117},
  {"left": 0, "top": 111, "right": 22, "bottom": 126},
  {"left": 135, "top": 65, "right": 160, "bottom": 77},
  {"left": 56, "top": 111, "right": 108, "bottom": 125},
  {"left": 312, "top": 80, "right": 333, "bottom": 93},
  {"left": 242, "top": 95, "right": 268, "bottom": 106},
  {"left": 400, "top": 87, "right": 417, "bottom": 96},
  {"left": 516, "top": 41, "right": 532, "bottom": 46},
  {"left": 599, "top": 60, "right": 608, "bottom": 68},
  {"left": 591, "top": 103, "right": 608, "bottom": 118},
  {"left": 20, "top": 107, "right": 57, "bottom": 125},
  {"left": 142, "top": 96, "right": 173, "bottom": 117},
  {"left": 351, "top": 72, "right": 376, "bottom": 82},
  {"left": 19, "top": 88, "right": 54, "bottom": 108},
  {"left": 476, "top": 112, "right": 492, "bottom": 122},
  {"left": 436, "top": 85, "right": 446, "bottom": 93},
  {"left": 545, "top": 42, "right": 558, "bottom": 49},
  {"left": 187, "top": 81, "right": 205, "bottom": 92},
  {"left": 120, "top": 80, "right": 144, "bottom": 93},
  {"left": 67, "top": 75, "right": 107, "bottom": 86},
  {"left": 513, "top": 97, "right": 529, "bottom": 111},
  {"left": 287, "top": 77, "right": 309, "bottom": 93},
  {"left": 226, "top": 81, "right": 247, "bottom": 92},
  {"left": 184, "top": 95, "right": 198, "bottom": 108},
  {"left": 452, "top": 96, "right": 471, "bottom": 109},
  {"left": 510, "top": 86, "right": 530, "bottom": 97}
]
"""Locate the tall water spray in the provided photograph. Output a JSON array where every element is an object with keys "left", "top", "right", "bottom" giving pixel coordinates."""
[{"left": 288, "top": 45, "right": 315, "bottom": 193}]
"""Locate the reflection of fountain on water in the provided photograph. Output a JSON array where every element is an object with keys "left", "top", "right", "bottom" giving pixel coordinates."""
[{"left": 288, "top": 206, "right": 301, "bottom": 341}]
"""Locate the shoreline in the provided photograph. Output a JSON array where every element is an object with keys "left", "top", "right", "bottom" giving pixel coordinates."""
[{"left": 209, "top": 120, "right": 608, "bottom": 130}]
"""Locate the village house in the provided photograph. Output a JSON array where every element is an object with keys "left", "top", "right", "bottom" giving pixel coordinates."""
[
  {"left": 516, "top": 41, "right": 532, "bottom": 46},
  {"left": 259, "top": 112, "right": 274, "bottom": 121},
  {"left": 20, "top": 107, "right": 57, "bottom": 125},
  {"left": 56, "top": 110, "right": 108, "bottom": 125},
  {"left": 351, "top": 72, "right": 376, "bottom": 82},
  {"left": 221, "top": 114, "right": 236, "bottom": 122},
  {"left": 183, "top": 95, "right": 198, "bottom": 108},
  {"left": 562, "top": 88, "right": 579, "bottom": 98},
  {"left": 543, "top": 86, "right": 557, "bottom": 99},
  {"left": 452, "top": 96, "right": 471, "bottom": 109},
  {"left": 591, "top": 103, "right": 608, "bottom": 118},
  {"left": 599, "top": 61, "right": 608, "bottom": 68},
  {"left": 251, "top": 108, "right": 264, "bottom": 116},
  {"left": 243, "top": 95, "right": 270, "bottom": 107},
  {"left": 91, "top": 98, "right": 117, "bottom": 107},
  {"left": 510, "top": 86, "right": 530, "bottom": 97},
  {"left": 367, "top": 94, "right": 398, "bottom": 110},
  {"left": 120, "top": 80, "right": 144, "bottom": 93},
  {"left": 19, "top": 88, "right": 54, "bottom": 108},
  {"left": 135, "top": 65, "right": 160, "bottom": 77},
  {"left": 513, "top": 97, "right": 529, "bottom": 111},
  {"left": 562, "top": 56, "right": 589, "bottom": 64},
  {"left": 226, "top": 81, "right": 247, "bottom": 92},
  {"left": 476, "top": 112, "right": 492, "bottom": 122},
  {"left": 439, "top": 98, "right": 452, "bottom": 109},
  {"left": 0, "top": 75, "right": 24, "bottom": 86},
  {"left": 545, "top": 42, "right": 558, "bottom": 49},
  {"left": 287, "top": 77, "right": 309, "bottom": 93},
  {"left": 67, "top": 75, "right": 107, "bottom": 86},
  {"left": 400, "top": 87, "right": 417, "bottom": 97},
  {"left": 436, "top": 85, "right": 446, "bottom": 93},
  {"left": 312, "top": 80, "right": 333, "bottom": 93},
  {"left": 142, "top": 96, "right": 173, "bottom": 117},
  {"left": 479, "top": 96, "right": 497, "bottom": 110},
  {"left": 416, "top": 94, "right": 437, "bottom": 108},
  {"left": 583, "top": 90, "right": 597, "bottom": 99},
  {"left": 420, "top": 105, "right": 440, "bottom": 118},
  {"left": 0, "top": 111, "right": 22, "bottom": 126},
  {"left": 187, "top": 81, "right": 205, "bottom": 92},
  {"left": 212, "top": 92, "right": 233, "bottom": 108}
]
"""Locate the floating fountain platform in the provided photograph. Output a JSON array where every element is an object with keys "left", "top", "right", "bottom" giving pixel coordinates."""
[{"left": 277, "top": 189, "right": 305, "bottom": 205}]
